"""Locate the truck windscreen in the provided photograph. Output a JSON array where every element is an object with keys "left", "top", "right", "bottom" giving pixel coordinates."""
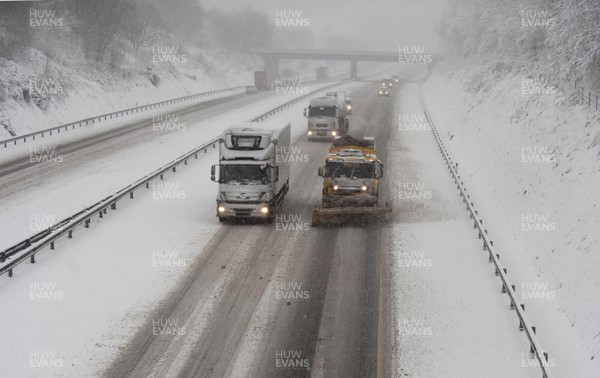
[
  {"left": 326, "top": 162, "right": 374, "bottom": 179},
  {"left": 309, "top": 106, "right": 336, "bottom": 118},
  {"left": 220, "top": 164, "right": 269, "bottom": 184}
]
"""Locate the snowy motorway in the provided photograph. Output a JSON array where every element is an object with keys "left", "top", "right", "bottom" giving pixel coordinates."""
[
  {"left": 1, "top": 68, "right": 539, "bottom": 377},
  {"left": 0, "top": 81, "right": 333, "bottom": 248}
]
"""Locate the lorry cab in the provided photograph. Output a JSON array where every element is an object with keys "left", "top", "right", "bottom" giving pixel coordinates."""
[
  {"left": 378, "top": 86, "right": 389, "bottom": 96},
  {"left": 311, "top": 135, "right": 391, "bottom": 226},
  {"left": 211, "top": 123, "right": 291, "bottom": 223},
  {"left": 304, "top": 95, "right": 349, "bottom": 141},
  {"left": 317, "top": 136, "right": 383, "bottom": 208}
]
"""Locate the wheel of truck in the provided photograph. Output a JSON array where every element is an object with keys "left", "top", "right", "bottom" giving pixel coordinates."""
[
  {"left": 267, "top": 214, "right": 274, "bottom": 224},
  {"left": 219, "top": 217, "right": 226, "bottom": 223}
]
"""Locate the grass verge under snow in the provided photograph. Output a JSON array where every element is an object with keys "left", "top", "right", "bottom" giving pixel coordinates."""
[{"left": 423, "top": 63, "right": 600, "bottom": 376}]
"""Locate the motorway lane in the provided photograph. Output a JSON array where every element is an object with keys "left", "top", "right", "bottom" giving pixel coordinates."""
[
  {"left": 0, "top": 66, "right": 394, "bottom": 250},
  {"left": 104, "top": 81, "right": 398, "bottom": 377},
  {"left": 252, "top": 85, "right": 397, "bottom": 377},
  {"left": 0, "top": 90, "right": 273, "bottom": 248},
  {"left": 0, "top": 81, "right": 343, "bottom": 248},
  {"left": 0, "top": 93, "right": 252, "bottom": 177}
]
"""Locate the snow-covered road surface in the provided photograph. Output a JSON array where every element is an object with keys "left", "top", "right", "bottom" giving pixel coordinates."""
[
  {"left": 0, "top": 81, "right": 349, "bottom": 248},
  {"left": 388, "top": 82, "right": 537, "bottom": 377},
  {"left": 0, "top": 66, "right": 540, "bottom": 378}
]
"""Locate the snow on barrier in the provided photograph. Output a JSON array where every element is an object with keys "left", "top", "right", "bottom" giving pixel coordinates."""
[
  {"left": 0, "top": 80, "right": 350, "bottom": 278},
  {"left": 0, "top": 86, "right": 247, "bottom": 148},
  {"left": 419, "top": 84, "right": 554, "bottom": 378}
]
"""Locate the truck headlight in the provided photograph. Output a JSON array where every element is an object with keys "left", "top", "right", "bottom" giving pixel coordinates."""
[
  {"left": 362, "top": 185, "right": 368, "bottom": 191},
  {"left": 218, "top": 206, "right": 226, "bottom": 213},
  {"left": 333, "top": 185, "right": 339, "bottom": 190},
  {"left": 260, "top": 206, "right": 269, "bottom": 214},
  {"left": 331, "top": 130, "right": 337, "bottom": 136},
  {"left": 307, "top": 130, "right": 313, "bottom": 135}
]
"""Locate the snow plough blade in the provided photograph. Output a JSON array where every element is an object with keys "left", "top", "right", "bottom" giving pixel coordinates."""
[{"left": 311, "top": 204, "right": 392, "bottom": 227}]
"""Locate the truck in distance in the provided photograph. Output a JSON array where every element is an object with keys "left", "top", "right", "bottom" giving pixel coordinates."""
[
  {"left": 381, "top": 78, "right": 394, "bottom": 88},
  {"left": 280, "top": 67, "right": 300, "bottom": 79},
  {"left": 316, "top": 66, "right": 329, "bottom": 80},
  {"left": 211, "top": 122, "right": 291, "bottom": 223},
  {"left": 304, "top": 92, "right": 350, "bottom": 141},
  {"left": 254, "top": 71, "right": 270, "bottom": 91},
  {"left": 312, "top": 135, "right": 391, "bottom": 226}
]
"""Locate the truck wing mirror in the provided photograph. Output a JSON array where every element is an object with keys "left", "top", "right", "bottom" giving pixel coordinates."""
[
  {"left": 303, "top": 108, "right": 308, "bottom": 117},
  {"left": 210, "top": 165, "right": 217, "bottom": 182},
  {"left": 271, "top": 166, "right": 279, "bottom": 183},
  {"left": 378, "top": 163, "right": 384, "bottom": 178},
  {"left": 317, "top": 166, "right": 326, "bottom": 177}
]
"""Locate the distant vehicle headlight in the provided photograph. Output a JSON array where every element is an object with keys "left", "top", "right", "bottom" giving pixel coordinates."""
[
  {"left": 331, "top": 130, "right": 337, "bottom": 136},
  {"left": 260, "top": 206, "right": 269, "bottom": 214},
  {"left": 362, "top": 185, "right": 368, "bottom": 191},
  {"left": 218, "top": 206, "right": 226, "bottom": 213},
  {"left": 308, "top": 130, "right": 313, "bottom": 135},
  {"left": 333, "top": 185, "right": 339, "bottom": 190}
]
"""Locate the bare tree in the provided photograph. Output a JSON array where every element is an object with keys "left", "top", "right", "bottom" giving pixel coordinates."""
[
  {"left": 70, "top": 0, "right": 129, "bottom": 62},
  {"left": 0, "top": 2, "right": 33, "bottom": 58},
  {"left": 123, "top": 0, "right": 162, "bottom": 51}
]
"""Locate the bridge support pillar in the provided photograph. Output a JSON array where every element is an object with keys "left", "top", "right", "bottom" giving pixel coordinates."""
[
  {"left": 264, "top": 57, "right": 280, "bottom": 81},
  {"left": 350, "top": 59, "right": 358, "bottom": 79}
]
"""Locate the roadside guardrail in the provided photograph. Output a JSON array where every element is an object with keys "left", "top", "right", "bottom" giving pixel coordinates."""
[
  {"left": 1, "top": 86, "right": 247, "bottom": 148},
  {"left": 0, "top": 80, "right": 350, "bottom": 277},
  {"left": 420, "top": 84, "right": 554, "bottom": 378}
]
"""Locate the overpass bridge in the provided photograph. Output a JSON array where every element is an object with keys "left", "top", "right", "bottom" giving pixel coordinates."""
[{"left": 252, "top": 48, "right": 438, "bottom": 79}]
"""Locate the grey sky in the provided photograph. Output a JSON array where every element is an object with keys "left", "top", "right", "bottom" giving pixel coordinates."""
[{"left": 201, "top": 0, "right": 448, "bottom": 52}]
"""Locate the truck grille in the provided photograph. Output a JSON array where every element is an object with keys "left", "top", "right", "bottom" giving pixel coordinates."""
[
  {"left": 233, "top": 208, "right": 253, "bottom": 217},
  {"left": 315, "top": 123, "right": 329, "bottom": 128}
]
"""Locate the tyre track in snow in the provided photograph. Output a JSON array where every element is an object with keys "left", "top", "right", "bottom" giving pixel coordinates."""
[
  {"left": 104, "top": 81, "right": 397, "bottom": 377},
  {"left": 0, "top": 82, "right": 335, "bottom": 249},
  {"left": 250, "top": 83, "right": 396, "bottom": 377}
]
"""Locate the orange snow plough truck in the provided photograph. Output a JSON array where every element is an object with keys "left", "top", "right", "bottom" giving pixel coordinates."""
[{"left": 311, "top": 135, "right": 391, "bottom": 226}]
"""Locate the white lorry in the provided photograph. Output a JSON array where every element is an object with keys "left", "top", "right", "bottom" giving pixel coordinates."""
[
  {"left": 304, "top": 91, "right": 350, "bottom": 141},
  {"left": 211, "top": 122, "right": 291, "bottom": 223}
]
